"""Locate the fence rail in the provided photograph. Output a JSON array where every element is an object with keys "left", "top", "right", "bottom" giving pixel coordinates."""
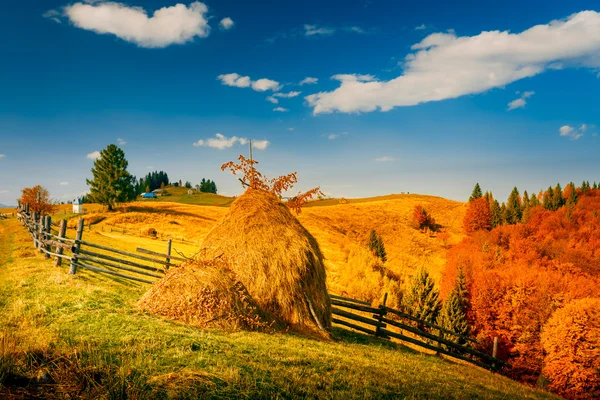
[
  {"left": 16, "top": 205, "right": 183, "bottom": 284},
  {"left": 330, "top": 293, "right": 504, "bottom": 371}
]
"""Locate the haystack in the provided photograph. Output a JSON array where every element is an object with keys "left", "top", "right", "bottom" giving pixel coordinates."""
[
  {"left": 200, "top": 188, "right": 331, "bottom": 333},
  {"left": 138, "top": 260, "right": 271, "bottom": 331}
]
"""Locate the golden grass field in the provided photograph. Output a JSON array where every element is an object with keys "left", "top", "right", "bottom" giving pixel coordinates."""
[{"left": 49, "top": 191, "right": 465, "bottom": 308}]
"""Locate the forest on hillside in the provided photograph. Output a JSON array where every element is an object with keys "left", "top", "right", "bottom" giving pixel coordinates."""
[{"left": 442, "top": 183, "right": 600, "bottom": 399}]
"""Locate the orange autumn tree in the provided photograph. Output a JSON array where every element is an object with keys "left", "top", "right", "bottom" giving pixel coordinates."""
[
  {"left": 463, "top": 197, "right": 491, "bottom": 234},
  {"left": 19, "top": 185, "right": 56, "bottom": 216},
  {"left": 221, "top": 155, "right": 323, "bottom": 213},
  {"left": 413, "top": 205, "right": 436, "bottom": 231},
  {"left": 541, "top": 298, "right": 600, "bottom": 399}
]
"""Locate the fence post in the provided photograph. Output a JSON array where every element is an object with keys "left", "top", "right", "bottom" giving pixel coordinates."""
[
  {"left": 44, "top": 216, "right": 52, "bottom": 258},
  {"left": 54, "top": 219, "right": 67, "bottom": 267},
  {"left": 70, "top": 218, "right": 84, "bottom": 275},
  {"left": 375, "top": 292, "right": 388, "bottom": 338},
  {"left": 492, "top": 337, "right": 498, "bottom": 358},
  {"left": 166, "top": 239, "right": 172, "bottom": 269}
]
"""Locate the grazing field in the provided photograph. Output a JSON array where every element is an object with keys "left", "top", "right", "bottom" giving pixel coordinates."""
[
  {"left": 49, "top": 192, "right": 465, "bottom": 308},
  {"left": 0, "top": 218, "right": 557, "bottom": 399}
]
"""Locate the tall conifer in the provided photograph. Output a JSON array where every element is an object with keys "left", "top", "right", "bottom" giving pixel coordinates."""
[
  {"left": 469, "top": 183, "right": 483, "bottom": 202},
  {"left": 403, "top": 268, "right": 442, "bottom": 328}
]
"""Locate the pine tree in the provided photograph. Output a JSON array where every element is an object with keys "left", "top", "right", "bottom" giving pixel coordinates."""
[
  {"left": 490, "top": 198, "right": 503, "bottom": 228},
  {"left": 376, "top": 236, "right": 387, "bottom": 262},
  {"left": 530, "top": 192, "right": 540, "bottom": 208},
  {"left": 439, "top": 267, "right": 470, "bottom": 347},
  {"left": 367, "top": 230, "right": 387, "bottom": 262},
  {"left": 543, "top": 186, "right": 554, "bottom": 210},
  {"left": 581, "top": 180, "right": 590, "bottom": 193},
  {"left": 593, "top": 182, "right": 598, "bottom": 190},
  {"left": 552, "top": 183, "right": 564, "bottom": 210},
  {"left": 505, "top": 187, "right": 522, "bottom": 224},
  {"left": 469, "top": 183, "right": 483, "bottom": 202},
  {"left": 521, "top": 190, "right": 531, "bottom": 222},
  {"left": 403, "top": 268, "right": 442, "bottom": 328},
  {"left": 86, "top": 144, "right": 136, "bottom": 211},
  {"left": 566, "top": 182, "right": 578, "bottom": 208}
]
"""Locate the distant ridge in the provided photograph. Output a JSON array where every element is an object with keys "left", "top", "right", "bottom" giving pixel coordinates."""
[{"left": 0, "top": 204, "right": 16, "bottom": 209}]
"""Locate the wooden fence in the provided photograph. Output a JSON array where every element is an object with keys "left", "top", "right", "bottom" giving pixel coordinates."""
[
  {"left": 330, "top": 293, "right": 504, "bottom": 371},
  {"left": 17, "top": 205, "right": 183, "bottom": 284}
]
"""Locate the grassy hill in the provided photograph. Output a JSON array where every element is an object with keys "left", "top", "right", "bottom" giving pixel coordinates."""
[
  {"left": 0, "top": 218, "right": 557, "bottom": 399},
  {"left": 49, "top": 192, "right": 465, "bottom": 308}
]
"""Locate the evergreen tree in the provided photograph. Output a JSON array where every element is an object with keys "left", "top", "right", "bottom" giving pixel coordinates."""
[
  {"left": 566, "top": 182, "right": 578, "bottom": 208},
  {"left": 530, "top": 192, "right": 540, "bottom": 208},
  {"left": 593, "top": 182, "right": 598, "bottom": 190},
  {"left": 490, "top": 199, "right": 503, "bottom": 228},
  {"left": 521, "top": 190, "right": 530, "bottom": 222},
  {"left": 551, "top": 183, "right": 564, "bottom": 210},
  {"left": 543, "top": 186, "right": 554, "bottom": 210},
  {"left": 185, "top": 181, "right": 192, "bottom": 189},
  {"left": 439, "top": 267, "right": 470, "bottom": 347},
  {"left": 86, "top": 144, "right": 136, "bottom": 211},
  {"left": 367, "top": 229, "right": 387, "bottom": 262},
  {"left": 500, "top": 202, "right": 507, "bottom": 224},
  {"left": 210, "top": 180, "right": 217, "bottom": 194},
  {"left": 403, "top": 268, "right": 442, "bottom": 328},
  {"left": 581, "top": 180, "right": 590, "bottom": 193},
  {"left": 469, "top": 183, "right": 483, "bottom": 202},
  {"left": 505, "top": 187, "right": 522, "bottom": 224}
]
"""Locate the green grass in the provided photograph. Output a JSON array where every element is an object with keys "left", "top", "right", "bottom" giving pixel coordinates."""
[
  {"left": 139, "top": 186, "right": 235, "bottom": 207},
  {"left": 0, "top": 219, "right": 558, "bottom": 399}
]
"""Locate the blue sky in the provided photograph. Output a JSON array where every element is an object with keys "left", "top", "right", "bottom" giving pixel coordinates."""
[{"left": 1, "top": 0, "right": 599, "bottom": 205}]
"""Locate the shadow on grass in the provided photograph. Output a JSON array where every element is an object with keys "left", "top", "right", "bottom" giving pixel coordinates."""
[{"left": 117, "top": 206, "right": 218, "bottom": 221}]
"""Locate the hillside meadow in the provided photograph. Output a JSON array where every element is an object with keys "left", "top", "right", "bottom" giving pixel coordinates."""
[
  {"left": 54, "top": 191, "right": 466, "bottom": 308},
  {"left": 0, "top": 217, "right": 558, "bottom": 399}
]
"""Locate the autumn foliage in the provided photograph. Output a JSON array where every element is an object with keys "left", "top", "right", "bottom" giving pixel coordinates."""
[
  {"left": 19, "top": 185, "right": 56, "bottom": 216},
  {"left": 413, "top": 205, "right": 436, "bottom": 231},
  {"left": 221, "top": 155, "right": 323, "bottom": 213},
  {"left": 541, "top": 298, "right": 600, "bottom": 399},
  {"left": 463, "top": 197, "right": 491, "bottom": 233},
  {"left": 442, "top": 189, "right": 600, "bottom": 394}
]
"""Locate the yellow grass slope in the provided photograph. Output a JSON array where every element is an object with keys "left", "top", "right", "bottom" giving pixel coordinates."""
[{"left": 58, "top": 194, "right": 465, "bottom": 307}]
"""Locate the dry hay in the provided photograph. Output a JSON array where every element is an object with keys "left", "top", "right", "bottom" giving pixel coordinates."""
[
  {"left": 138, "top": 259, "right": 271, "bottom": 331},
  {"left": 200, "top": 188, "right": 331, "bottom": 334}
]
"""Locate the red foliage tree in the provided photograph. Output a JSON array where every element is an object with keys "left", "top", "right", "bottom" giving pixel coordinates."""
[
  {"left": 19, "top": 185, "right": 56, "bottom": 216},
  {"left": 413, "top": 205, "right": 436, "bottom": 231},
  {"left": 221, "top": 155, "right": 323, "bottom": 213},
  {"left": 463, "top": 197, "right": 491, "bottom": 234}
]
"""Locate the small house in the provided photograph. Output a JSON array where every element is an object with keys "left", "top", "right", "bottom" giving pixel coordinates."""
[
  {"left": 73, "top": 197, "right": 84, "bottom": 214},
  {"left": 187, "top": 189, "right": 194, "bottom": 195},
  {"left": 142, "top": 192, "right": 157, "bottom": 199}
]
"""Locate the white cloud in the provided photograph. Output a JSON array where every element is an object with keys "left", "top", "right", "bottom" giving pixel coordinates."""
[
  {"left": 218, "top": 73, "right": 280, "bottom": 91},
  {"left": 62, "top": 1, "right": 210, "bottom": 48},
  {"left": 220, "top": 17, "right": 234, "bottom": 30},
  {"left": 193, "top": 133, "right": 269, "bottom": 150},
  {"left": 86, "top": 151, "right": 100, "bottom": 160},
  {"left": 273, "top": 91, "right": 301, "bottom": 98},
  {"left": 507, "top": 90, "right": 535, "bottom": 110},
  {"left": 60, "top": 181, "right": 69, "bottom": 186},
  {"left": 42, "top": 9, "right": 62, "bottom": 24},
  {"left": 375, "top": 156, "right": 394, "bottom": 162},
  {"left": 299, "top": 77, "right": 318, "bottom": 85},
  {"left": 345, "top": 26, "right": 366, "bottom": 34},
  {"left": 287, "top": 127, "right": 295, "bottom": 131},
  {"left": 273, "top": 107, "right": 288, "bottom": 112},
  {"left": 559, "top": 125, "right": 586, "bottom": 140},
  {"left": 327, "top": 132, "right": 349, "bottom": 140},
  {"left": 117, "top": 137, "right": 127, "bottom": 145},
  {"left": 415, "top": 23, "right": 427, "bottom": 30},
  {"left": 266, "top": 96, "right": 278, "bottom": 104},
  {"left": 252, "top": 78, "right": 281, "bottom": 92},
  {"left": 217, "top": 73, "right": 251, "bottom": 88},
  {"left": 307, "top": 11, "right": 600, "bottom": 114},
  {"left": 304, "top": 24, "right": 335, "bottom": 36},
  {"left": 252, "top": 140, "right": 270, "bottom": 150},
  {"left": 0, "top": 154, "right": 5, "bottom": 159}
]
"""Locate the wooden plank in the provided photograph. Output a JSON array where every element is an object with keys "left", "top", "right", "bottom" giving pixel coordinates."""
[
  {"left": 79, "top": 240, "right": 173, "bottom": 266},
  {"left": 330, "top": 294, "right": 370, "bottom": 306},
  {"left": 78, "top": 249, "right": 166, "bottom": 274},
  {"left": 70, "top": 219, "right": 84, "bottom": 274},
  {"left": 331, "top": 307, "right": 385, "bottom": 328},
  {"left": 78, "top": 255, "right": 164, "bottom": 279},
  {"left": 380, "top": 329, "right": 497, "bottom": 371},
  {"left": 384, "top": 306, "right": 478, "bottom": 344},
  {"left": 330, "top": 299, "right": 381, "bottom": 314},
  {"left": 332, "top": 318, "right": 377, "bottom": 336},
  {"left": 136, "top": 246, "right": 186, "bottom": 262},
  {"left": 77, "top": 261, "right": 154, "bottom": 284},
  {"left": 381, "top": 317, "right": 498, "bottom": 364}
]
